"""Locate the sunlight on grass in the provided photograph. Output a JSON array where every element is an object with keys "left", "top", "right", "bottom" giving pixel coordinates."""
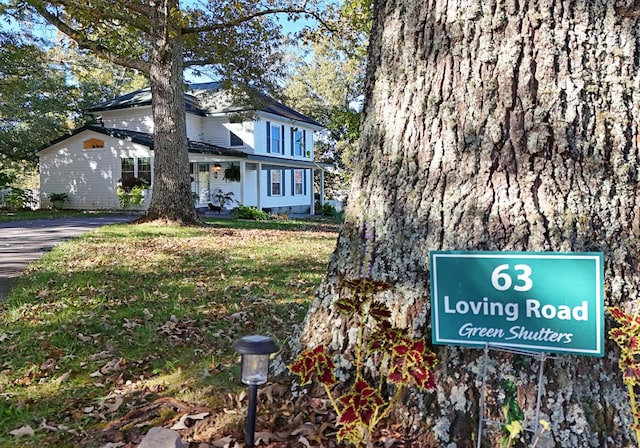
[{"left": 0, "top": 219, "right": 338, "bottom": 447}]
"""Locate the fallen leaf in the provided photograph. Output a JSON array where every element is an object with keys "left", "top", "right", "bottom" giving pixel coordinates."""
[
  {"left": 170, "top": 411, "right": 210, "bottom": 430},
  {"left": 103, "top": 396, "right": 124, "bottom": 414},
  {"left": 255, "top": 431, "right": 283, "bottom": 444},
  {"left": 40, "top": 419, "right": 59, "bottom": 432},
  {"left": 298, "top": 435, "right": 312, "bottom": 448},
  {"left": 211, "top": 435, "right": 234, "bottom": 448},
  {"left": 53, "top": 371, "right": 72, "bottom": 385},
  {"left": 10, "top": 425, "right": 35, "bottom": 438}
]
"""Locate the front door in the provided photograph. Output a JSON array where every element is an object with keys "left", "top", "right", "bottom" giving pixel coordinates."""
[{"left": 190, "top": 163, "right": 211, "bottom": 205}]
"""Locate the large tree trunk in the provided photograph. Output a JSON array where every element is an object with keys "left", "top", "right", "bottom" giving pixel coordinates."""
[
  {"left": 300, "top": 1, "right": 640, "bottom": 446},
  {"left": 145, "top": 0, "right": 200, "bottom": 224}
]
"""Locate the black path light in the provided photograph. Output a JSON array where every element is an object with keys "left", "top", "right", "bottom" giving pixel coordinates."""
[{"left": 233, "top": 334, "right": 280, "bottom": 448}]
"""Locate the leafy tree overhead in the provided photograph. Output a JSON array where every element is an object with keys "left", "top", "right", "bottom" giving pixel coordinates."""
[
  {"left": 0, "top": 31, "right": 72, "bottom": 164},
  {"left": 7, "top": 0, "right": 322, "bottom": 224},
  {"left": 284, "top": 0, "right": 371, "bottom": 192}
]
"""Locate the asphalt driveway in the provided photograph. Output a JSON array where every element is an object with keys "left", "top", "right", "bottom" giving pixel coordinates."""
[{"left": 0, "top": 215, "right": 138, "bottom": 300}]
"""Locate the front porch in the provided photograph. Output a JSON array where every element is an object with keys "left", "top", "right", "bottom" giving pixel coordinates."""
[{"left": 189, "top": 156, "right": 328, "bottom": 214}]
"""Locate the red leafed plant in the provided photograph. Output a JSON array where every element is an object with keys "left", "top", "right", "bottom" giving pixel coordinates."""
[
  {"left": 608, "top": 306, "right": 640, "bottom": 444},
  {"left": 290, "top": 276, "right": 438, "bottom": 446}
]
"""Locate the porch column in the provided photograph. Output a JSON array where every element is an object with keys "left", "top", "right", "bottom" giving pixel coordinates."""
[
  {"left": 310, "top": 168, "right": 315, "bottom": 215},
  {"left": 319, "top": 169, "right": 325, "bottom": 207},
  {"left": 257, "top": 162, "right": 262, "bottom": 210},
  {"left": 239, "top": 161, "right": 246, "bottom": 205}
]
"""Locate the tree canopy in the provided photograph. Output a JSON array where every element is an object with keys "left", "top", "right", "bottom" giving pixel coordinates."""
[
  {"left": 284, "top": 0, "right": 371, "bottom": 191},
  {"left": 0, "top": 31, "right": 72, "bottom": 164}
]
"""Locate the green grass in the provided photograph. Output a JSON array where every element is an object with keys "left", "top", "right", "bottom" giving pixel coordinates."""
[
  {"left": 0, "top": 218, "right": 339, "bottom": 447},
  {"left": 0, "top": 209, "right": 125, "bottom": 223}
]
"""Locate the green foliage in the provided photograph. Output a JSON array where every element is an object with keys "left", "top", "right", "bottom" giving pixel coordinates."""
[
  {"left": 230, "top": 205, "right": 270, "bottom": 221},
  {"left": 500, "top": 380, "right": 525, "bottom": 448},
  {"left": 0, "top": 32, "right": 73, "bottom": 164},
  {"left": 210, "top": 189, "right": 237, "bottom": 209},
  {"left": 284, "top": 0, "right": 370, "bottom": 192},
  {"left": 223, "top": 164, "right": 241, "bottom": 182},
  {"left": 2, "top": 187, "right": 37, "bottom": 211},
  {"left": 47, "top": 192, "right": 68, "bottom": 202},
  {"left": 117, "top": 177, "right": 148, "bottom": 209},
  {"left": 0, "top": 170, "right": 16, "bottom": 189},
  {"left": 322, "top": 202, "right": 338, "bottom": 217}
]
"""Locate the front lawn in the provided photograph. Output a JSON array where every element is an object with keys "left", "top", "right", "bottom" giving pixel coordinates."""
[
  {"left": 0, "top": 209, "right": 125, "bottom": 223},
  {"left": 0, "top": 218, "right": 339, "bottom": 447}
]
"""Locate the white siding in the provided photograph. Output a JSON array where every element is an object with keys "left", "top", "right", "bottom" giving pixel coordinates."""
[
  {"left": 186, "top": 114, "right": 204, "bottom": 141},
  {"left": 39, "top": 131, "right": 152, "bottom": 210},
  {"left": 253, "top": 115, "right": 315, "bottom": 160},
  {"left": 201, "top": 116, "right": 230, "bottom": 146},
  {"left": 260, "top": 168, "right": 312, "bottom": 213},
  {"left": 100, "top": 108, "right": 154, "bottom": 133}
]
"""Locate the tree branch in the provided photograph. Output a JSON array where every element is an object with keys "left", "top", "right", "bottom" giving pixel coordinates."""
[
  {"left": 27, "top": 1, "right": 150, "bottom": 73},
  {"left": 49, "top": 0, "right": 151, "bottom": 33},
  {"left": 182, "top": 6, "right": 337, "bottom": 35}
]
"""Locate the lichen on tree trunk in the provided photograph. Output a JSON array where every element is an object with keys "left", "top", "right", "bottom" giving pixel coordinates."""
[{"left": 299, "top": 1, "right": 640, "bottom": 446}]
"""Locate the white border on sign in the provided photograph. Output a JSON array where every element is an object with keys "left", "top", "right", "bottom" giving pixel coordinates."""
[{"left": 430, "top": 252, "right": 603, "bottom": 355}]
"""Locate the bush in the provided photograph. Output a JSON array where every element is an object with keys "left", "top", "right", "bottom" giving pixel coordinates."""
[
  {"left": 118, "top": 177, "right": 149, "bottom": 193},
  {"left": 322, "top": 203, "right": 338, "bottom": 217},
  {"left": 4, "top": 188, "right": 37, "bottom": 211},
  {"left": 231, "top": 205, "right": 270, "bottom": 221}
]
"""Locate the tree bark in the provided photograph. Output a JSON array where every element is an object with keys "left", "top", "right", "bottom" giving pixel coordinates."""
[
  {"left": 300, "top": 1, "right": 640, "bottom": 446},
  {"left": 144, "top": 0, "right": 201, "bottom": 224}
]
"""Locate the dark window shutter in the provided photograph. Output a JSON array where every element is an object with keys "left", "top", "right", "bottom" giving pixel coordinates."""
[
  {"left": 266, "top": 122, "right": 271, "bottom": 153},
  {"left": 303, "top": 130, "right": 307, "bottom": 156},
  {"left": 290, "top": 128, "right": 294, "bottom": 156},
  {"left": 281, "top": 126, "right": 285, "bottom": 154},
  {"left": 291, "top": 170, "right": 295, "bottom": 195},
  {"left": 281, "top": 170, "right": 286, "bottom": 196},
  {"left": 304, "top": 170, "right": 307, "bottom": 195},
  {"left": 267, "top": 170, "right": 272, "bottom": 196}
]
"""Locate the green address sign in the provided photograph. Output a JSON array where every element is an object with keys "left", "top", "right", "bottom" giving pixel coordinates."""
[{"left": 429, "top": 251, "right": 604, "bottom": 357}]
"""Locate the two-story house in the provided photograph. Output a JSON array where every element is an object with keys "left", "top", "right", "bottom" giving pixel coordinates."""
[{"left": 37, "top": 82, "right": 327, "bottom": 213}]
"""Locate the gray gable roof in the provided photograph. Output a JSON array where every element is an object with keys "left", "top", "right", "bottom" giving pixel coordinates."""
[
  {"left": 41, "top": 125, "right": 247, "bottom": 157},
  {"left": 86, "top": 82, "right": 324, "bottom": 127}
]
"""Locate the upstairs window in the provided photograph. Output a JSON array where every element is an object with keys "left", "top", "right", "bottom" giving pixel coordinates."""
[
  {"left": 267, "top": 122, "right": 284, "bottom": 154},
  {"left": 291, "top": 129, "right": 305, "bottom": 156},
  {"left": 230, "top": 131, "right": 243, "bottom": 147}
]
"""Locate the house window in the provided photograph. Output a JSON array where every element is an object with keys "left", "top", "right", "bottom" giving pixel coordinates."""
[
  {"left": 292, "top": 130, "right": 304, "bottom": 156},
  {"left": 121, "top": 158, "right": 135, "bottom": 180},
  {"left": 121, "top": 157, "right": 152, "bottom": 186},
  {"left": 137, "top": 157, "right": 152, "bottom": 185},
  {"left": 270, "top": 170, "right": 282, "bottom": 196},
  {"left": 267, "top": 122, "right": 283, "bottom": 154},
  {"left": 293, "top": 169, "right": 304, "bottom": 195},
  {"left": 230, "top": 131, "right": 243, "bottom": 147}
]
